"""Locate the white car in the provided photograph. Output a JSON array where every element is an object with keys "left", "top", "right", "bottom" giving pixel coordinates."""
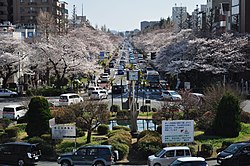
[
  {"left": 0, "top": 89, "right": 18, "bottom": 97},
  {"left": 90, "top": 90, "right": 103, "bottom": 100},
  {"left": 148, "top": 146, "right": 191, "bottom": 166},
  {"left": 99, "top": 89, "right": 108, "bottom": 99},
  {"left": 3, "top": 104, "right": 27, "bottom": 120},
  {"left": 88, "top": 86, "right": 102, "bottom": 96},
  {"left": 59, "top": 93, "right": 83, "bottom": 106},
  {"left": 101, "top": 75, "right": 109, "bottom": 82},
  {"left": 169, "top": 157, "right": 207, "bottom": 166},
  {"left": 161, "top": 90, "right": 182, "bottom": 101}
]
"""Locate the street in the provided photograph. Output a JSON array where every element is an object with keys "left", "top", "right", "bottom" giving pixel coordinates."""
[{"left": 0, "top": 159, "right": 219, "bottom": 166}]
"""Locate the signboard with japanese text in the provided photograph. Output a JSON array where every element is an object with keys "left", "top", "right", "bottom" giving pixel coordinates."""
[
  {"left": 162, "top": 120, "right": 194, "bottom": 143},
  {"left": 51, "top": 124, "right": 76, "bottom": 139}
]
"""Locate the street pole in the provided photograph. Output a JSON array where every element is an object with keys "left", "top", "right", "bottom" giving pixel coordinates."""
[
  {"left": 131, "top": 80, "right": 137, "bottom": 132},
  {"left": 111, "top": 80, "right": 113, "bottom": 106},
  {"left": 121, "top": 77, "right": 123, "bottom": 109}
]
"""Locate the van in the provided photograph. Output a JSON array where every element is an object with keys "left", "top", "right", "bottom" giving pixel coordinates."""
[
  {"left": 59, "top": 93, "right": 83, "bottom": 106},
  {"left": 148, "top": 146, "right": 191, "bottom": 166},
  {"left": 3, "top": 105, "right": 27, "bottom": 120},
  {"left": 0, "top": 142, "right": 41, "bottom": 166}
]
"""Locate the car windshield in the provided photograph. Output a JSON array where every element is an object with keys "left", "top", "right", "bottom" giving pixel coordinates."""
[
  {"left": 169, "top": 91, "right": 178, "bottom": 95},
  {"left": 224, "top": 144, "right": 243, "bottom": 153},
  {"left": 3, "top": 108, "right": 14, "bottom": 112},
  {"left": 154, "top": 149, "right": 166, "bottom": 157}
]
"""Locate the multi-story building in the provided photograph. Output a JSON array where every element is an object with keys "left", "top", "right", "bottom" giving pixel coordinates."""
[
  {"left": 1, "top": 0, "right": 68, "bottom": 32},
  {"left": 231, "top": 0, "right": 250, "bottom": 33},
  {"left": 192, "top": 5, "right": 207, "bottom": 32},
  {"left": 172, "top": 6, "right": 188, "bottom": 30},
  {"left": 0, "top": 0, "right": 13, "bottom": 23}
]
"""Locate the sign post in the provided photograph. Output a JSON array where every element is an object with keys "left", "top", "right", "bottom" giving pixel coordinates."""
[{"left": 162, "top": 120, "right": 194, "bottom": 144}]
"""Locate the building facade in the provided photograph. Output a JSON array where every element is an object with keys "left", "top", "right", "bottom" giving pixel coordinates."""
[
  {"left": 140, "top": 21, "right": 159, "bottom": 31},
  {"left": 172, "top": 6, "right": 188, "bottom": 30},
  {"left": 231, "top": 0, "right": 250, "bottom": 33}
]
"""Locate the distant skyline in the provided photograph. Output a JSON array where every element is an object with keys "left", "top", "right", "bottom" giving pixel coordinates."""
[{"left": 67, "top": 0, "right": 207, "bottom": 31}]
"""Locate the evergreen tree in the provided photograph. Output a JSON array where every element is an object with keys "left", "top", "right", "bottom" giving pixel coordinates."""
[
  {"left": 213, "top": 92, "right": 241, "bottom": 137},
  {"left": 25, "top": 96, "right": 52, "bottom": 137}
]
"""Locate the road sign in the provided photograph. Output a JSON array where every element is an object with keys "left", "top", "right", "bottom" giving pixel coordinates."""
[
  {"left": 127, "top": 70, "right": 139, "bottom": 81},
  {"left": 51, "top": 124, "right": 76, "bottom": 139},
  {"left": 162, "top": 120, "right": 194, "bottom": 143}
]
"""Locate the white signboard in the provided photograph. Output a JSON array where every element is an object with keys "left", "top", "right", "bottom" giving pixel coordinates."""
[
  {"left": 51, "top": 124, "right": 76, "bottom": 139},
  {"left": 162, "top": 120, "right": 194, "bottom": 143},
  {"left": 49, "top": 118, "right": 56, "bottom": 128},
  {"left": 184, "top": 82, "right": 191, "bottom": 90}
]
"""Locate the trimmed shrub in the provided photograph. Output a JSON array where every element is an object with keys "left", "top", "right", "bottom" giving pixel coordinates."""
[
  {"left": 76, "top": 127, "right": 85, "bottom": 137},
  {"left": 213, "top": 92, "right": 241, "bottom": 137},
  {"left": 97, "top": 124, "right": 109, "bottom": 135},
  {"left": 137, "top": 134, "right": 162, "bottom": 158},
  {"left": 107, "top": 129, "right": 131, "bottom": 138},
  {"left": 111, "top": 142, "right": 129, "bottom": 160},
  {"left": 198, "top": 144, "right": 213, "bottom": 158},
  {"left": 240, "top": 111, "right": 250, "bottom": 123},
  {"left": 41, "top": 134, "right": 52, "bottom": 144},
  {"left": 189, "top": 146, "right": 196, "bottom": 156},
  {"left": 14, "top": 124, "right": 26, "bottom": 132},
  {"left": 140, "top": 105, "right": 151, "bottom": 112},
  {"left": 116, "top": 110, "right": 130, "bottom": 119},
  {"left": 26, "top": 96, "right": 52, "bottom": 137},
  {"left": 0, "top": 118, "right": 12, "bottom": 129},
  {"left": 112, "top": 126, "right": 130, "bottom": 131},
  {"left": 110, "top": 105, "right": 120, "bottom": 113},
  {"left": 137, "top": 130, "right": 161, "bottom": 141},
  {"left": 5, "top": 126, "right": 18, "bottom": 137}
]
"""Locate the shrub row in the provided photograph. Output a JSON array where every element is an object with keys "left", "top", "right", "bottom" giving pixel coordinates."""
[{"left": 26, "top": 88, "right": 74, "bottom": 97}]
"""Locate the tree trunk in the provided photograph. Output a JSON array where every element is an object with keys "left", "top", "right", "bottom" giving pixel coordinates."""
[{"left": 86, "top": 130, "right": 92, "bottom": 143}]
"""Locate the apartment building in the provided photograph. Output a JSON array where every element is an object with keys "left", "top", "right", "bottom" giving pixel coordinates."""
[
  {"left": 0, "top": 0, "right": 13, "bottom": 23},
  {"left": 172, "top": 6, "right": 188, "bottom": 30}
]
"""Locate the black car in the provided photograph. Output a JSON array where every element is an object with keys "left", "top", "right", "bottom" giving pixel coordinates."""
[
  {"left": 0, "top": 142, "right": 41, "bottom": 166},
  {"left": 57, "top": 145, "right": 117, "bottom": 166},
  {"left": 217, "top": 142, "right": 250, "bottom": 166}
]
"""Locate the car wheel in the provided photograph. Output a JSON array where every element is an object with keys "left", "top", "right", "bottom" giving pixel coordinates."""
[
  {"left": 94, "top": 161, "right": 105, "bottom": 166},
  {"left": 17, "top": 159, "right": 25, "bottom": 166},
  {"left": 154, "top": 163, "right": 161, "bottom": 166},
  {"left": 61, "top": 160, "right": 71, "bottom": 166}
]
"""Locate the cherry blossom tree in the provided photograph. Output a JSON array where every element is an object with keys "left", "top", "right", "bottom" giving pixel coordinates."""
[{"left": 0, "top": 35, "right": 31, "bottom": 88}]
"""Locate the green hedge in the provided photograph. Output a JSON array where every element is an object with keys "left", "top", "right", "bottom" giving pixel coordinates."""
[
  {"left": 110, "top": 105, "right": 120, "bottom": 113},
  {"left": 111, "top": 142, "right": 129, "bottom": 160},
  {"left": 97, "top": 124, "right": 109, "bottom": 135},
  {"left": 137, "top": 130, "right": 161, "bottom": 141},
  {"left": 26, "top": 88, "right": 74, "bottom": 97},
  {"left": 198, "top": 143, "right": 213, "bottom": 158},
  {"left": 112, "top": 126, "right": 130, "bottom": 131}
]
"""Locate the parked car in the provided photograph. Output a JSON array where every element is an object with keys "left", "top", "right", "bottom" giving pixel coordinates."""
[
  {"left": 0, "top": 142, "right": 41, "bottom": 166},
  {"left": 90, "top": 90, "right": 103, "bottom": 100},
  {"left": 57, "top": 145, "right": 117, "bottom": 166},
  {"left": 148, "top": 146, "right": 191, "bottom": 166},
  {"left": 101, "top": 75, "right": 109, "bottom": 83},
  {"left": 217, "top": 142, "right": 250, "bottom": 166},
  {"left": 88, "top": 86, "right": 102, "bottom": 96},
  {"left": 3, "top": 104, "right": 27, "bottom": 120},
  {"left": 59, "top": 93, "right": 83, "bottom": 106},
  {"left": 169, "top": 157, "right": 208, "bottom": 166},
  {"left": 0, "top": 89, "right": 18, "bottom": 97},
  {"left": 161, "top": 90, "right": 182, "bottom": 101},
  {"left": 99, "top": 89, "right": 108, "bottom": 99}
]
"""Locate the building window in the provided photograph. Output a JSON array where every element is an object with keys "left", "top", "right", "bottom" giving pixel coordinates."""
[
  {"left": 232, "top": 6, "right": 239, "bottom": 15},
  {"left": 232, "top": 0, "right": 239, "bottom": 6},
  {"left": 20, "top": 0, "right": 24, "bottom": 3}
]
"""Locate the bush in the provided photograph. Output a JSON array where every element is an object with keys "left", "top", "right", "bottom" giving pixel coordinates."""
[
  {"left": 5, "top": 126, "right": 19, "bottom": 137},
  {"left": 137, "top": 134, "right": 162, "bottom": 158},
  {"left": 112, "top": 126, "right": 130, "bottom": 131},
  {"left": 212, "top": 92, "right": 241, "bottom": 137},
  {"left": 14, "top": 124, "right": 26, "bottom": 132},
  {"left": 27, "top": 137, "right": 56, "bottom": 159},
  {"left": 0, "top": 132, "right": 8, "bottom": 143},
  {"left": 76, "top": 127, "right": 85, "bottom": 137},
  {"left": 140, "top": 105, "right": 151, "bottom": 112},
  {"left": 41, "top": 134, "right": 52, "bottom": 144},
  {"left": 111, "top": 142, "right": 129, "bottom": 160},
  {"left": 116, "top": 110, "right": 130, "bottom": 119},
  {"left": 0, "top": 118, "right": 12, "bottom": 129},
  {"left": 110, "top": 105, "right": 120, "bottom": 113},
  {"left": 97, "top": 124, "right": 109, "bottom": 135},
  {"left": 25, "top": 96, "right": 52, "bottom": 137},
  {"left": 189, "top": 146, "right": 196, "bottom": 156},
  {"left": 240, "top": 111, "right": 250, "bottom": 123},
  {"left": 57, "top": 141, "right": 83, "bottom": 154},
  {"left": 137, "top": 130, "right": 161, "bottom": 141},
  {"left": 26, "top": 88, "right": 71, "bottom": 97},
  {"left": 198, "top": 144, "right": 213, "bottom": 158}
]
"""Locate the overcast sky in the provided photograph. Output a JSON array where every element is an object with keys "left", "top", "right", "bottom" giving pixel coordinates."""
[{"left": 67, "top": 0, "right": 207, "bottom": 31}]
